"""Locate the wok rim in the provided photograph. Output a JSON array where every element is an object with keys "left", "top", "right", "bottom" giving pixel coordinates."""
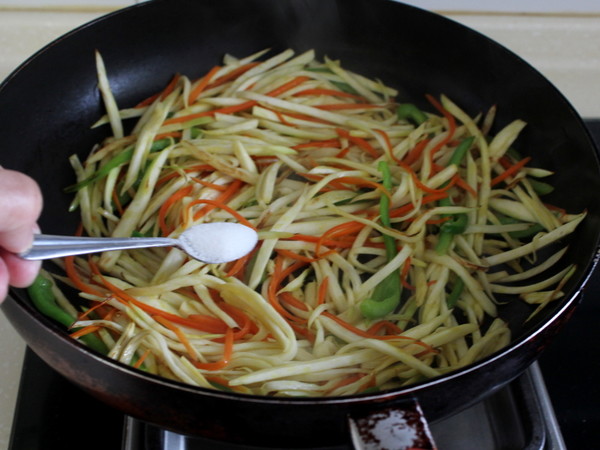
[{"left": 2, "top": 0, "right": 600, "bottom": 409}]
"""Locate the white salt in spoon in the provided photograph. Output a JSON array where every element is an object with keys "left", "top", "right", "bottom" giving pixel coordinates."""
[{"left": 19, "top": 222, "right": 258, "bottom": 264}]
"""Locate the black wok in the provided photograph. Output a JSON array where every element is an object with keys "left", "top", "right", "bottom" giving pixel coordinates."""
[{"left": 1, "top": 0, "right": 599, "bottom": 448}]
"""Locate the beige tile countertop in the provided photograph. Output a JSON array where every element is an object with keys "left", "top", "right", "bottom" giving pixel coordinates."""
[{"left": 0, "top": 4, "right": 599, "bottom": 448}]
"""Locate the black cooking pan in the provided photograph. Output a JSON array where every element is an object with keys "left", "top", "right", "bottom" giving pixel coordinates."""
[{"left": 1, "top": 0, "right": 599, "bottom": 448}]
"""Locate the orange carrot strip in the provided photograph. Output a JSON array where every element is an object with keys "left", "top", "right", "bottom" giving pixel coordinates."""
[
  {"left": 188, "top": 65, "right": 221, "bottom": 104},
  {"left": 336, "top": 128, "right": 379, "bottom": 158},
  {"left": 154, "top": 131, "right": 182, "bottom": 141},
  {"left": 88, "top": 259, "right": 228, "bottom": 334},
  {"left": 335, "top": 147, "right": 351, "bottom": 158},
  {"left": 292, "top": 139, "right": 342, "bottom": 150},
  {"left": 193, "top": 328, "right": 234, "bottom": 370},
  {"left": 226, "top": 251, "right": 253, "bottom": 278},
  {"left": 156, "top": 164, "right": 215, "bottom": 186},
  {"left": 292, "top": 88, "right": 365, "bottom": 100},
  {"left": 135, "top": 73, "right": 181, "bottom": 108},
  {"left": 367, "top": 320, "right": 403, "bottom": 336},
  {"left": 192, "top": 179, "right": 243, "bottom": 221},
  {"left": 158, "top": 184, "right": 194, "bottom": 236},
  {"left": 187, "top": 197, "right": 255, "bottom": 229},
  {"left": 155, "top": 315, "right": 198, "bottom": 361},
  {"left": 316, "top": 103, "right": 382, "bottom": 111},
  {"left": 321, "top": 311, "right": 434, "bottom": 351},
  {"left": 112, "top": 189, "right": 124, "bottom": 216},
  {"left": 266, "top": 75, "right": 311, "bottom": 97},
  {"left": 70, "top": 325, "right": 101, "bottom": 340},
  {"left": 388, "top": 192, "right": 448, "bottom": 218},
  {"left": 65, "top": 256, "right": 104, "bottom": 297},
  {"left": 454, "top": 174, "right": 477, "bottom": 198},
  {"left": 425, "top": 94, "right": 457, "bottom": 153},
  {"left": 206, "top": 62, "right": 259, "bottom": 89},
  {"left": 396, "top": 159, "right": 453, "bottom": 194},
  {"left": 491, "top": 156, "right": 531, "bottom": 187},
  {"left": 401, "top": 257, "right": 415, "bottom": 290},
  {"left": 133, "top": 349, "right": 151, "bottom": 369},
  {"left": 76, "top": 299, "right": 110, "bottom": 322},
  {"left": 317, "top": 277, "right": 329, "bottom": 306},
  {"left": 375, "top": 129, "right": 393, "bottom": 155},
  {"left": 190, "top": 177, "right": 228, "bottom": 191},
  {"left": 403, "top": 139, "right": 430, "bottom": 165},
  {"left": 275, "top": 249, "right": 317, "bottom": 263}
]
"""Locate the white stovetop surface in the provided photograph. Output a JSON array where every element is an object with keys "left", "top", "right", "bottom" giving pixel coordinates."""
[{"left": 0, "top": 2, "right": 599, "bottom": 447}]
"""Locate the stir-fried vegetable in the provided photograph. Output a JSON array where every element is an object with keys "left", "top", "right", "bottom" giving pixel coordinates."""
[{"left": 34, "top": 48, "right": 583, "bottom": 397}]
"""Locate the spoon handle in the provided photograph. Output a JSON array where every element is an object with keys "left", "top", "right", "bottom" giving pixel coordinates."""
[{"left": 20, "top": 234, "right": 178, "bottom": 260}]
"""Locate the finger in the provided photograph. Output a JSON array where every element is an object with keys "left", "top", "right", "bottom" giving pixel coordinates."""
[
  {"left": 0, "top": 169, "right": 43, "bottom": 253},
  {"left": 0, "top": 258, "right": 8, "bottom": 302},
  {"left": 0, "top": 249, "right": 42, "bottom": 288}
]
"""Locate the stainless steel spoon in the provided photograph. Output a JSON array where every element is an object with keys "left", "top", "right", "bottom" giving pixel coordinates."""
[{"left": 19, "top": 222, "right": 258, "bottom": 264}]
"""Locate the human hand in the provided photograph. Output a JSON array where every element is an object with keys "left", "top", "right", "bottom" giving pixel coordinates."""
[{"left": 0, "top": 167, "right": 43, "bottom": 303}]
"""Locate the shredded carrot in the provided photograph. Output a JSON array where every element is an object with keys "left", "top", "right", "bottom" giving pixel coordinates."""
[
  {"left": 316, "top": 103, "right": 382, "bottom": 111},
  {"left": 275, "top": 249, "right": 317, "bottom": 263},
  {"left": 374, "top": 129, "right": 393, "bottom": 157},
  {"left": 156, "top": 163, "right": 214, "bottom": 186},
  {"left": 491, "top": 156, "right": 531, "bottom": 187},
  {"left": 425, "top": 94, "right": 457, "bottom": 154},
  {"left": 454, "top": 174, "right": 477, "bottom": 198},
  {"left": 327, "top": 373, "right": 369, "bottom": 393},
  {"left": 367, "top": 320, "right": 403, "bottom": 336},
  {"left": 206, "top": 62, "right": 259, "bottom": 89},
  {"left": 192, "top": 179, "right": 243, "bottom": 221},
  {"left": 76, "top": 299, "right": 110, "bottom": 322},
  {"left": 321, "top": 311, "right": 435, "bottom": 352},
  {"left": 154, "top": 131, "right": 182, "bottom": 141},
  {"left": 158, "top": 184, "right": 194, "bottom": 236},
  {"left": 64, "top": 251, "right": 105, "bottom": 298},
  {"left": 186, "top": 197, "right": 255, "bottom": 229},
  {"left": 336, "top": 128, "right": 379, "bottom": 158},
  {"left": 226, "top": 250, "right": 254, "bottom": 278},
  {"left": 190, "top": 177, "right": 228, "bottom": 191},
  {"left": 403, "top": 139, "right": 430, "bottom": 165},
  {"left": 317, "top": 277, "right": 329, "bottom": 306},
  {"left": 135, "top": 73, "right": 181, "bottom": 108},
  {"left": 388, "top": 192, "right": 448, "bottom": 218},
  {"left": 316, "top": 221, "right": 365, "bottom": 256},
  {"left": 292, "top": 139, "right": 342, "bottom": 150},
  {"left": 155, "top": 315, "right": 199, "bottom": 360},
  {"left": 266, "top": 75, "right": 311, "bottom": 97},
  {"left": 132, "top": 349, "right": 151, "bottom": 369},
  {"left": 70, "top": 325, "right": 101, "bottom": 340},
  {"left": 88, "top": 259, "right": 229, "bottom": 333},
  {"left": 335, "top": 146, "right": 351, "bottom": 158},
  {"left": 401, "top": 257, "right": 414, "bottom": 290},
  {"left": 112, "top": 189, "right": 124, "bottom": 216},
  {"left": 292, "top": 88, "right": 365, "bottom": 100},
  {"left": 193, "top": 327, "right": 234, "bottom": 371},
  {"left": 188, "top": 65, "right": 221, "bottom": 104}
]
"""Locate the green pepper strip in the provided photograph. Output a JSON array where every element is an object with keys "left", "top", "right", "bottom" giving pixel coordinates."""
[
  {"left": 498, "top": 216, "right": 545, "bottom": 239},
  {"left": 528, "top": 178, "right": 554, "bottom": 196},
  {"left": 396, "top": 103, "right": 427, "bottom": 126},
  {"left": 304, "top": 67, "right": 361, "bottom": 96},
  {"left": 360, "top": 161, "right": 403, "bottom": 320},
  {"left": 446, "top": 278, "right": 464, "bottom": 308},
  {"left": 28, "top": 275, "right": 108, "bottom": 354},
  {"left": 64, "top": 137, "right": 174, "bottom": 193},
  {"left": 434, "top": 136, "right": 475, "bottom": 255}
]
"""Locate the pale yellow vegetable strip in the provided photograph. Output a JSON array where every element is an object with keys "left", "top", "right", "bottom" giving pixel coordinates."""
[
  {"left": 98, "top": 147, "right": 173, "bottom": 270},
  {"left": 483, "top": 213, "right": 585, "bottom": 266},
  {"left": 95, "top": 51, "right": 123, "bottom": 139}
]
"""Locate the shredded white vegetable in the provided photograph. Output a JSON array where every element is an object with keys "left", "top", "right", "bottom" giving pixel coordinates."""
[{"left": 43, "top": 48, "right": 583, "bottom": 397}]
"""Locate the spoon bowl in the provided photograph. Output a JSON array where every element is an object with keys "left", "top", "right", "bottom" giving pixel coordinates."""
[{"left": 19, "top": 222, "right": 258, "bottom": 264}]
